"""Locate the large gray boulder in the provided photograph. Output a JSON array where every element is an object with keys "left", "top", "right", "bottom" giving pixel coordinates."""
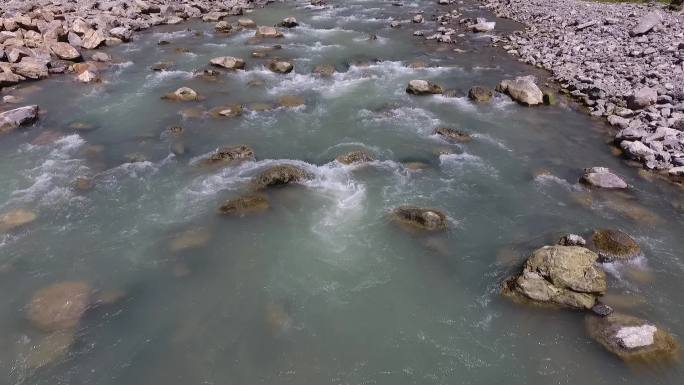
[
  {"left": 0, "top": 105, "right": 39, "bottom": 133},
  {"left": 630, "top": 12, "right": 663, "bottom": 36},
  {"left": 497, "top": 76, "right": 543, "bottom": 106},
  {"left": 580, "top": 167, "right": 628, "bottom": 189},
  {"left": 503, "top": 246, "right": 606, "bottom": 309}
]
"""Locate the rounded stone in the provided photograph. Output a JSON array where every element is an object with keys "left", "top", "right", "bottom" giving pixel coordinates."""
[{"left": 27, "top": 281, "right": 91, "bottom": 332}]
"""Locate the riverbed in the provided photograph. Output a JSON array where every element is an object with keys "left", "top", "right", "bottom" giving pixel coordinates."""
[{"left": 1, "top": 1, "right": 683, "bottom": 384}]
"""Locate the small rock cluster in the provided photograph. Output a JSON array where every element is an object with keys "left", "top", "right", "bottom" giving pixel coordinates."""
[{"left": 477, "top": 0, "right": 684, "bottom": 175}]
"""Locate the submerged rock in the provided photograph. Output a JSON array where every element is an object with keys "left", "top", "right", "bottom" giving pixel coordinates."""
[
  {"left": 434, "top": 127, "right": 472, "bottom": 143},
  {"left": 268, "top": 60, "right": 294, "bottom": 74},
  {"left": 0, "top": 208, "right": 37, "bottom": 231},
  {"left": 162, "top": 87, "right": 200, "bottom": 101},
  {"left": 210, "top": 56, "right": 245, "bottom": 70},
  {"left": 391, "top": 206, "right": 448, "bottom": 231},
  {"left": 502, "top": 246, "right": 606, "bottom": 309},
  {"left": 586, "top": 313, "right": 677, "bottom": 362},
  {"left": 590, "top": 229, "right": 641, "bottom": 262},
  {"left": 312, "top": 64, "right": 336, "bottom": 77},
  {"left": 468, "top": 86, "right": 493, "bottom": 102},
  {"left": 0, "top": 105, "right": 39, "bottom": 133},
  {"left": 219, "top": 193, "right": 269, "bottom": 215},
  {"left": 278, "top": 95, "right": 305, "bottom": 108},
  {"left": 406, "top": 79, "right": 443, "bottom": 95},
  {"left": 151, "top": 61, "right": 173, "bottom": 72},
  {"left": 27, "top": 281, "right": 91, "bottom": 332},
  {"left": 336, "top": 150, "right": 374, "bottom": 165},
  {"left": 169, "top": 228, "right": 211, "bottom": 252},
  {"left": 25, "top": 330, "right": 75, "bottom": 369},
  {"left": 580, "top": 167, "right": 628, "bottom": 189},
  {"left": 255, "top": 26, "right": 284, "bottom": 38},
  {"left": 238, "top": 18, "right": 257, "bottom": 28},
  {"left": 201, "top": 145, "right": 255, "bottom": 166},
  {"left": 209, "top": 104, "right": 243, "bottom": 118},
  {"left": 279, "top": 17, "right": 299, "bottom": 28},
  {"left": 558, "top": 234, "right": 586, "bottom": 247},
  {"left": 497, "top": 76, "right": 543, "bottom": 106},
  {"left": 251, "top": 165, "right": 310, "bottom": 189}
]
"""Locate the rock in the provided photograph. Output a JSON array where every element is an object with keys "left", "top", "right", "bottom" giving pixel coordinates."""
[
  {"left": 586, "top": 313, "right": 677, "bottom": 361},
  {"left": 251, "top": 165, "right": 310, "bottom": 189},
  {"left": 255, "top": 26, "right": 283, "bottom": 38},
  {"left": 620, "top": 140, "right": 655, "bottom": 162},
  {"left": 0, "top": 105, "right": 39, "bottom": 133},
  {"left": 109, "top": 27, "right": 132, "bottom": 41},
  {"left": 502, "top": 246, "right": 606, "bottom": 309},
  {"left": 627, "top": 87, "right": 657, "bottom": 110},
  {"left": 151, "top": 61, "right": 173, "bottom": 71},
  {"left": 25, "top": 331, "right": 75, "bottom": 369},
  {"left": 170, "top": 228, "right": 211, "bottom": 252},
  {"left": 12, "top": 58, "right": 49, "bottom": 79},
  {"left": 607, "top": 115, "right": 630, "bottom": 129},
  {"left": 630, "top": 12, "right": 663, "bottom": 37},
  {"left": 215, "top": 21, "right": 232, "bottom": 33},
  {"left": 312, "top": 64, "right": 336, "bottom": 77},
  {"left": 238, "top": 18, "right": 256, "bottom": 28},
  {"left": 391, "top": 206, "right": 448, "bottom": 231},
  {"left": 210, "top": 56, "right": 245, "bottom": 70},
  {"left": 591, "top": 303, "right": 614, "bottom": 317},
  {"left": 336, "top": 150, "right": 374, "bottom": 165},
  {"left": 412, "top": 14, "right": 424, "bottom": 24},
  {"left": 50, "top": 42, "right": 80, "bottom": 61},
  {"left": 268, "top": 60, "right": 293, "bottom": 74},
  {"left": 406, "top": 79, "right": 443, "bottom": 95},
  {"left": 27, "top": 281, "right": 91, "bottom": 332},
  {"left": 558, "top": 234, "right": 586, "bottom": 247},
  {"left": 497, "top": 76, "right": 543, "bottom": 106},
  {"left": 468, "top": 86, "right": 493, "bottom": 102},
  {"left": 434, "top": 127, "right": 472, "bottom": 142},
  {"left": 219, "top": 193, "right": 269, "bottom": 215},
  {"left": 76, "top": 70, "right": 98, "bottom": 83},
  {"left": 72, "top": 176, "right": 94, "bottom": 191},
  {"left": 668, "top": 166, "right": 684, "bottom": 176},
  {"left": 0, "top": 208, "right": 37, "bottom": 231},
  {"left": 81, "top": 29, "right": 105, "bottom": 49},
  {"left": 542, "top": 91, "right": 557, "bottom": 105},
  {"left": 280, "top": 17, "right": 298, "bottom": 28},
  {"left": 162, "top": 87, "right": 200, "bottom": 101},
  {"left": 202, "top": 145, "right": 254, "bottom": 166},
  {"left": 278, "top": 95, "right": 305, "bottom": 108},
  {"left": 472, "top": 21, "right": 495, "bottom": 32},
  {"left": 580, "top": 167, "right": 628, "bottom": 189},
  {"left": 0, "top": 72, "right": 23, "bottom": 87},
  {"left": 590, "top": 229, "right": 641, "bottom": 262},
  {"left": 90, "top": 52, "right": 111, "bottom": 62},
  {"left": 209, "top": 104, "right": 243, "bottom": 118}
]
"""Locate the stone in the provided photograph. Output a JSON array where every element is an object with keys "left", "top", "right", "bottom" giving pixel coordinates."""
[
  {"left": 391, "top": 206, "right": 448, "bottom": 231},
  {"left": 209, "top": 104, "right": 243, "bottom": 118},
  {"left": 151, "top": 61, "right": 173, "bottom": 71},
  {"left": 580, "top": 167, "right": 628, "bottom": 189},
  {"left": 0, "top": 105, "right": 39, "bottom": 133},
  {"left": 50, "top": 42, "right": 80, "bottom": 61},
  {"left": 412, "top": 14, "right": 424, "bottom": 24},
  {"left": 251, "top": 165, "right": 310, "bottom": 189},
  {"left": 0, "top": 208, "right": 37, "bottom": 231},
  {"left": 162, "top": 87, "right": 200, "bottom": 101},
  {"left": 627, "top": 87, "right": 657, "bottom": 110},
  {"left": 219, "top": 193, "right": 269, "bottom": 215},
  {"left": 591, "top": 303, "right": 614, "bottom": 317},
  {"left": 81, "top": 29, "right": 106, "bottom": 49},
  {"left": 630, "top": 12, "right": 663, "bottom": 37},
  {"left": 590, "top": 229, "right": 641, "bottom": 262},
  {"left": 0, "top": 72, "right": 23, "bottom": 87},
  {"left": 237, "top": 18, "right": 256, "bottom": 28},
  {"left": 170, "top": 228, "right": 211, "bottom": 252},
  {"left": 72, "top": 176, "right": 94, "bottom": 191},
  {"left": 336, "top": 150, "right": 374, "bottom": 165},
  {"left": 620, "top": 141, "right": 655, "bottom": 162},
  {"left": 76, "top": 70, "right": 98, "bottom": 83},
  {"left": 27, "top": 281, "right": 91, "bottom": 332},
  {"left": 497, "top": 76, "right": 543, "bottom": 106},
  {"left": 215, "top": 21, "right": 232, "bottom": 33},
  {"left": 90, "top": 52, "right": 111, "bottom": 62},
  {"left": 268, "top": 60, "right": 293, "bottom": 74},
  {"left": 312, "top": 64, "right": 336, "bottom": 77},
  {"left": 406, "top": 79, "right": 443, "bottom": 95},
  {"left": 468, "top": 86, "right": 493, "bottom": 102},
  {"left": 25, "top": 331, "right": 75, "bottom": 369},
  {"left": 280, "top": 17, "right": 298, "bottom": 28},
  {"left": 278, "top": 95, "right": 305, "bottom": 108},
  {"left": 472, "top": 21, "right": 495, "bottom": 32},
  {"left": 558, "top": 234, "right": 586, "bottom": 247},
  {"left": 434, "top": 127, "right": 472, "bottom": 142},
  {"left": 255, "top": 26, "right": 283, "bottom": 38},
  {"left": 202, "top": 145, "right": 254, "bottom": 166},
  {"left": 502, "top": 246, "right": 606, "bottom": 309},
  {"left": 586, "top": 313, "right": 677, "bottom": 361},
  {"left": 12, "top": 58, "right": 49, "bottom": 79},
  {"left": 210, "top": 56, "right": 245, "bottom": 70},
  {"left": 109, "top": 27, "right": 132, "bottom": 41},
  {"left": 668, "top": 166, "right": 684, "bottom": 176}
]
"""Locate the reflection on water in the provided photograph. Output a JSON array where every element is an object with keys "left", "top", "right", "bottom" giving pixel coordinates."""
[{"left": 1, "top": 1, "right": 683, "bottom": 385}]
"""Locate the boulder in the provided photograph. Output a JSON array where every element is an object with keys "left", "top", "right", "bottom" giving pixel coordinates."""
[
  {"left": 210, "top": 56, "right": 245, "bottom": 70},
  {"left": 497, "top": 76, "right": 543, "bottom": 106},
  {"left": 620, "top": 140, "right": 655, "bottom": 162},
  {"left": 162, "top": 87, "right": 200, "bottom": 101},
  {"left": 468, "top": 86, "right": 493, "bottom": 102},
  {"left": 76, "top": 70, "right": 98, "bottom": 83},
  {"left": 312, "top": 64, "right": 336, "bottom": 77},
  {"left": 413, "top": 14, "right": 424, "bottom": 24},
  {"left": 0, "top": 208, "right": 37, "bottom": 231},
  {"left": 202, "top": 145, "right": 254, "bottom": 166},
  {"left": 209, "top": 104, "right": 243, "bottom": 118},
  {"left": 580, "top": 167, "right": 628, "bottom": 189},
  {"left": 391, "top": 206, "right": 448, "bottom": 231},
  {"left": 434, "top": 127, "right": 472, "bottom": 142},
  {"left": 502, "top": 246, "right": 606, "bottom": 309},
  {"left": 590, "top": 229, "right": 641, "bottom": 262},
  {"left": 558, "top": 234, "right": 586, "bottom": 247},
  {"left": 50, "top": 42, "right": 80, "bottom": 61},
  {"left": 219, "top": 193, "right": 269, "bottom": 215},
  {"left": 109, "top": 27, "right": 132, "bottom": 41},
  {"left": 12, "top": 58, "right": 49, "bottom": 79},
  {"left": 268, "top": 60, "right": 294, "bottom": 74},
  {"left": 406, "top": 79, "right": 443, "bottom": 95},
  {"left": 25, "top": 330, "right": 75, "bottom": 369},
  {"left": 278, "top": 95, "right": 305, "bottom": 108},
  {"left": 255, "top": 26, "right": 283, "bottom": 38},
  {"left": 627, "top": 87, "right": 657, "bottom": 110},
  {"left": 279, "top": 17, "right": 298, "bottom": 28},
  {"left": 0, "top": 72, "right": 23, "bottom": 87},
  {"left": 238, "top": 18, "right": 256, "bottom": 28},
  {"left": 336, "top": 150, "right": 374, "bottom": 165},
  {"left": 586, "top": 313, "right": 677, "bottom": 361},
  {"left": 472, "top": 21, "right": 495, "bottom": 32},
  {"left": 630, "top": 12, "right": 663, "bottom": 37},
  {"left": 151, "top": 61, "right": 173, "bottom": 71},
  {"left": 170, "top": 228, "right": 211, "bottom": 252},
  {"left": 0, "top": 105, "right": 39, "bottom": 133},
  {"left": 27, "top": 281, "right": 91, "bottom": 332},
  {"left": 91, "top": 52, "right": 111, "bottom": 62},
  {"left": 215, "top": 21, "right": 232, "bottom": 33},
  {"left": 251, "top": 165, "right": 310, "bottom": 189},
  {"left": 81, "top": 29, "right": 105, "bottom": 49}
]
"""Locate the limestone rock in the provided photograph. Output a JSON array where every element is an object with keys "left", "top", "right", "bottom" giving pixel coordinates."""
[
  {"left": 210, "top": 56, "right": 245, "bottom": 70},
  {"left": 590, "top": 229, "right": 641, "bottom": 262},
  {"left": 209, "top": 104, "right": 243, "bottom": 118},
  {"left": 406, "top": 79, "right": 443, "bottom": 95},
  {"left": 81, "top": 29, "right": 105, "bottom": 49},
  {"left": 580, "top": 167, "right": 628, "bottom": 189},
  {"left": 630, "top": 12, "right": 663, "bottom": 37},
  {"left": 255, "top": 26, "right": 283, "bottom": 38},
  {"left": 627, "top": 87, "right": 657, "bottom": 110},
  {"left": 50, "top": 42, "right": 80, "bottom": 61},
  {"left": 201, "top": 145, "right": 254, "bottom": 166},
  {"left": 162, "top": 87, "right": 200, "bottom": 101},
  {"left": 279, "top": 17, "right": 298, "bottom": 28},
  {"left": 0, "top": 105, "right": 39, "bottom": 133},
  {"left": 497, "top": 76, "right": 543, "bottom": 106}
]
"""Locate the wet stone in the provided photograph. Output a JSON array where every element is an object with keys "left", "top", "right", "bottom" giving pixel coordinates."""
[
  {"left": 434, "top": 127, "right": 472, "bottom": 143},
  {"left": 27, "top": 281, "right": 91, "bottom": 332},
  {"left": 0, "top": 208, "right": 37, "bottom": 231},
  {"left": 590, "top": 229, "right": 642, "bottom": 262},
  {"left": 219, "top": 193, "right": 269, "bottom": 215},
  {"left": 336, "top": 150, "right": 374, "bottom": 165},
  {"left": 391, "top": 206, "right": 448, "bottom": 231},
  {"left": 251, "top": 165, "right": 310, "bottom": 189}
]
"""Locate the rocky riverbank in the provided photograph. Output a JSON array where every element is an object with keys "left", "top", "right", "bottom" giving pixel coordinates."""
[
  {"left": 0, "top": 0, "right": 266, "bottom": 91},
  {"left": 467, "top": 0, "right": 684, "bottom": 179}
]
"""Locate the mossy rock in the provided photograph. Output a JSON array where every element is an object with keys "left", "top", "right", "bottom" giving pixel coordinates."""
[
  {"left": 434, "top": 127, "right": 472, "bottom": 143},
  {"left": 590, "top": 229, "right": 641, "bottom": 262},
  {"left": 391, "top": 206, "right": 448, "bottom": 231},
  {"left": 336, "top": 150, "right": 374, "bottom": 165},
  {"left": 219, "top": 193, "right": 269, "bottom": 215},
  {"left": 251, "top": 165, "right": 310, "bottom": 189}
]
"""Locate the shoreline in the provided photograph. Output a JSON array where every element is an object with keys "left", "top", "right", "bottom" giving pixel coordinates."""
[{"left": 465, "top": 0, "right": 684, "bottom": 183}]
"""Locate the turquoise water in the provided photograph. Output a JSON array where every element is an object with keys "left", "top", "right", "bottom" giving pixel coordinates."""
[{"left": 1, "top": 1, "right": 683, "bottom": 384}]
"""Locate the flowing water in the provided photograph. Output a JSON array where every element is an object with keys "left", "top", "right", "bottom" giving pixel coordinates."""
[{"left": 1, "top": 1, "right": 683, "bottom": 384}]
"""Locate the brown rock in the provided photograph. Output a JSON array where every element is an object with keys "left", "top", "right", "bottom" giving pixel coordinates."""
[
  {"left": 219, "top": 193, "right": 269, "bottom": 215},
  {"left": 391, "top": 206, "right": 448, "bottom": 231},
  {"left": 336, "top": 150, "right": 374, "bottom": 165},
  {"left": 27, "top": 281, "right": 91, "bottom": 332},
  {"left": 251, "top": 165, "right": 310, "bottom": 189},
  {"left": 278, "top": 95, "right": 305, "bottom": 108},
  {"left": 590, "top": 229, "right": 641, "bottom": 262}
]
